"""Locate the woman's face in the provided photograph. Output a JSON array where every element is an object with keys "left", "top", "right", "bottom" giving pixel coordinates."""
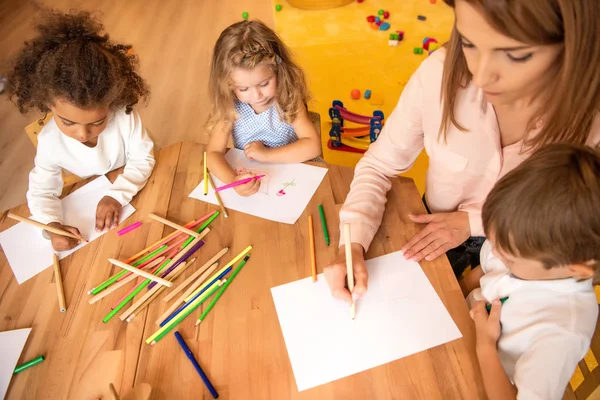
[
  {"left": 455, "top": 0, "right": 562, "bottom": 106},
  {"left": 50, "top": 98, "right": 110, "bottom": 147}
]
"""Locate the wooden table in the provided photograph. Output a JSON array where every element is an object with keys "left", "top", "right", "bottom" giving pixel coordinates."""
[{"left": 0, "top": 142, "right": 484, "bottom": 400}]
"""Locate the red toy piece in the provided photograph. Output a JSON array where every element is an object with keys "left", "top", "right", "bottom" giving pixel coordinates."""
[
  {"left": 423, "top": 37, "right": 438, "bottom": 51},
  {"left": 351, "top": 89, "right": 361, "bottom": 100},
  {"left": 367, "top": 15, "right": 375, "bottom": 22},
  {"left": 383, "top": 11, "right": 390, "bottom": 19}
]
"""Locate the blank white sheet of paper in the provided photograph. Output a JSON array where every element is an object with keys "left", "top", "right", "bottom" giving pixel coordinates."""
[
  {"left": 271, "top": 251, "right": 462, "bottom": 391},
  {"left": 189, "top": 149, "right": 327, "bottom": 224},
  {"left": 0, "top": 176, "right": 135, "bottom": 284},
  {"left": 0, "top": 328, "right": 32, "bottom": 399}
]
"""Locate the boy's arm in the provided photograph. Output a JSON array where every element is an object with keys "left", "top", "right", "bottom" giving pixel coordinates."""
[
  {"left": 244, "top": 107, "right": 321, "bottom": 164},
  {"left": 106, "top": 111, "right": 155, "bottom": 205},
  {"left": 471, "top": 300, "right": 517, "bottom": 400}
]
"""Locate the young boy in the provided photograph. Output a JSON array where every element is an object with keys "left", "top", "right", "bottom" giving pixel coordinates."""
[{"left": 464, "top": 143, "right": 600, "bottom": 400}]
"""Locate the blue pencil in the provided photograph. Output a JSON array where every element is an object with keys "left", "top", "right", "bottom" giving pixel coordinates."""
[
  {"left": 159, "top": 266, "right": 233, "bottom": 327},
  {"left": 174, "top": 331, "right": 219, "bottom": 398}
]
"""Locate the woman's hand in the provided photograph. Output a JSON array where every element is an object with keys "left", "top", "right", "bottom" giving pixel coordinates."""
[
  {"left": 233, "top": 172, "right": 261, "bottom": 196},
  {"left": 323, "top": 243, "right": 368, "bottom": 303},
  {"left": 95, "top": 196, "right": 122, "bottom": 232},
  {"left": 401, "top": 211, "right": 470, "bottom": 262}
]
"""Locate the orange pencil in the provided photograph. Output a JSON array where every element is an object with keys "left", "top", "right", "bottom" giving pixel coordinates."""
[{"left": 308, "top": 215, "right": 317, "bottom": 282}]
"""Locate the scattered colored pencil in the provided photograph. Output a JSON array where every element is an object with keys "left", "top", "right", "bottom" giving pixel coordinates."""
[
  {"left": 149, "top": 213, "right": 200, "bottom": 238},
  {"left": 344, "top": 224, "right": 356, "bottom": 320},
  {"left": 52, "top": 254, "right": 66, "bottom": 312},
  {"left": 147, "top": 280, "right": 223, "bottom": 344},
  {"left": 174, "top": 332, "right": 219, "bottom": 398},
  {"left": 147, "top": 239, "right": 205, "bottom": 290},
  {"left": 161, "top": 266, "right": 232, "bottom": 327},
  {"left": 203, "top": 151, "right": 209, "bottom": 196},
  {"left": 181, "top": 211, "right": 219, "bottom": 248},
  {"left": 107, "top": 258, "right": 173, "bottom": 288},
  {"left": 308, "top": 216, "right": 317, "bottom": 282},
  {"left": 7, "top": 212, "right": 87, "bottom": 242},
  {"left": 197, "top": 255, "right": 250, "bottom": 325},
  {"left": 318, "top": 204, "right": 330, "bottom": 246},
  {"left": 207, "top": 169, "right": 228, "bottom": 218},
  {"left": 214, "top": 175, "right": 265, "bottom": 192},
  {"left": 117, "top": 221, "right": 142, "bottom": 236},
  {"left": 14, "top": 355, "right": 45, "bottom": 374}
]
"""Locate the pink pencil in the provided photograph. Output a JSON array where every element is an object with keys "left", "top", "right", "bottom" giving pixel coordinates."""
[
  {"left": 143, "top": 211, "right": 213, "bottom": 255},
  {"left": 117, "top": 237, "right": 186, "bottom": 282},
  {"left": 214, "top": 175, "right": 265, "bottom": 192},
  {"left": 117, "top": 221, "right": 142, "bottom": 236}
]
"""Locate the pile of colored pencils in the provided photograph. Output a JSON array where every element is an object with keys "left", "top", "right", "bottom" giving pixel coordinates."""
[{"left": 87, "top": 210, "right": 224, "bottom": 323}]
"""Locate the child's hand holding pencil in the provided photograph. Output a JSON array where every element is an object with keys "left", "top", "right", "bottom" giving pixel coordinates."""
[
  {"left": 231, "top": 172, "right": 262, "bottom": 197},
  {"left": 46, "top": 222, "right": 84, "bottom": 251}
]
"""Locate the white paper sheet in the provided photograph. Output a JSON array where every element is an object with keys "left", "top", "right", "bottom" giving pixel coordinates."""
[
  {"left": 189, "top": 149, "right": 327, "bottom": 224},
  {"left": 0, "top": 176, "right": 135, "bottom": 284},
  {"left": 0, "top": 328, "right": 32, "bottom": 399},
  {"left": 271, "top": 251, "right": 462, "bottom": 391}
]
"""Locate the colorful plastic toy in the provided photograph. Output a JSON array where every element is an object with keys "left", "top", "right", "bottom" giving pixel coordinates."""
[
  {"left": 379, "top": 22, "right": 390, "bottom": 30},
  {"left": 242, "top": 11, "right": 249, "bottom": 20},
  {"left": 396, "top": 30, "right": 405, "bottom": 40},
  {"left": 364, "top": 90, "right": 372, "bottom": 99},
  {"left": 351, "top": 89, "right": 361, "bottom": 100},
  {"left": 414, "top": 47, "right": 424, "bottom": 54},
  {"left": 378, "top": 9, "right": 384, "bottom": 15},
  {"left": 383, "top": 11, "right": 390, "bottom": 19},
  {"left": 375, "top": 16, "right": 381, "bottom": 23},
  {"left": 275, "top": 4, "right": 282, "bottom": 11},
  {"left": 417, "top": 15, "right": 426, "bottom": 21},
  {"left": 329, "top": 100, "right": 384, "bottom": 154},
  {"left": 367, "top": 15, "right": 375, "bottom": 22},
  {"left": 423, "top": 37, "right": 438, "bottom": 50}
]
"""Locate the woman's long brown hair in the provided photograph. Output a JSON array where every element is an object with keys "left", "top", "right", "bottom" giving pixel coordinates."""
[{"left": 441, "top": 0, "right": 600, "bottom": 149}]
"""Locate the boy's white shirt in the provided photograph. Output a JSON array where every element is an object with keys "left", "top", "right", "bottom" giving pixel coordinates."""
[
  {"left": 469, "top": 240, "right": 598, "bottom": 400},
  {"left": 27, "top": 109, "right": 155, "bottom": 224}
]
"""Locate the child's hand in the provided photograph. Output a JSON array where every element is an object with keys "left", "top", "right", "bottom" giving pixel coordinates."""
[
  {"left": 96, "top": 196, "right": 122, "bottom": 232},
  {"left": 47, "top": 222, "right": 82, "bottom": 251},
  {"left": 244, "top": 141, "right": 269, "bottom": 162},
  {"left": 470, "top": 300, "right": 502, "bottom": 350},
  {"left": 233, "top": 173, "right": 261, "bottom": 197}
]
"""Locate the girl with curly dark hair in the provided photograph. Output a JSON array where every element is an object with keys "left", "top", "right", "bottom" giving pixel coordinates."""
[{"left": 7, "top": 10, "right": 155, "bottom": 251}]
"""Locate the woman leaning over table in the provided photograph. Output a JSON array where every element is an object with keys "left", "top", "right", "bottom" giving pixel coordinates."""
[{"left": 324, "top": 0, "right": 600, "bottom": 303}]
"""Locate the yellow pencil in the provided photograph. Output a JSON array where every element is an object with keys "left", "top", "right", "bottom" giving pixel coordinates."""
[{"left": 203, "top": 151, "right": 208, "bottom": 195}]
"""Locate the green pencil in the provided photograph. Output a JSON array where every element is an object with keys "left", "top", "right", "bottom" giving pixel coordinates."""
[
  {"left": 486, "top": 296, "right": 509, "bottom": 312},
  {"left": 181, "top": 211, "right": 220, "bottom": 248},
  {"left": 14, "top": 355, "right": 45, "bottom": 374},
  {"left": 90, "top": 245, "right": 168, "bottom": 295},
  {"left": 102, "top": 258, "right": 172, "bottom": 323},
  {"left": 196, "top": 255, "right": 250, "bottom": 325},
  {"left": 318, "top": 204, "right": 330, "bottom": 246}
]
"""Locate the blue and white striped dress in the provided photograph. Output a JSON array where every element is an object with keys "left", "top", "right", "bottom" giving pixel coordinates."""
[{"left": 231, "top": 100, "right": 298, "bottom": 150}]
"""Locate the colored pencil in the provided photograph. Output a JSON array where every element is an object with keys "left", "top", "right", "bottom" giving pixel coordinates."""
[
  {"left": 207, "top": 169, "right": 228, "bottom": 218},
  {"left": 107, "top": 258, "right": 172, "bottom": 287},
  {"left": 53, "top": 254, "right": 67, "bottom": 312},
  {"left": 174, "top": 331, "right": 219, "bottom": 398},
  {"left": 146, "top": 280, "right": 223, "bottom": 344},
  {"left": 13, "top": 355, "right": 45, "bottom": 374},
  {"left": 181, "top": 211, "right": 219, "bottom": 248},
  {"left": 196, "top": 255, "right": 250, "bottom": 325},
  {"left": 214, "top": 175, "right": 265, "bottom": 192},
  {"left": 88, "top": 256, "right": 166, "bottom": 305},
  {"left": 155, "top": 262, "right": 219, "bottom": 326},
  {"left": 308, "top": 215, "right": 317, "bottom": 282},
  {"left": 147, "top": 239, "right": 205, "bottom": 290},
  {"left": 149, "top": 213, "right": 200, "bottom": 238},
  {"left": 103, "top": 258, "right": 172, "bottom": 322},
  {"left": 117, "top": 221, "right": 142, "bottom": 236},
  {"left": 8, "top": 212, "right": 87, "bottom": 242},
  {"left": 163, "top": 247, "right": 229, "bottom": 303},
  {"left": 318, "top": 204, "right": 330, "bottom": 246},
  {"left": 203, "top": 151, "right": 208, "bottom": 195},
  {"left": 344, "top": 224, "right": 356, "bottom": 319},
  {"left": 109, "top": 383, "right": 120, "bottom": 400},
  {"left": 126, "top": 258, "right": 197, "bottom": 322},
  {"left": 184, "top": 245, "right": 252, "bottom": 302},
  {"left": 161, "top": 266, "right": 232, "bottom": 327}
]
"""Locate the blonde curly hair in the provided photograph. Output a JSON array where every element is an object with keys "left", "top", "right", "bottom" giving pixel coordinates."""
[{"left": 206, "top": 20, "right": 309, "bottom": 134}]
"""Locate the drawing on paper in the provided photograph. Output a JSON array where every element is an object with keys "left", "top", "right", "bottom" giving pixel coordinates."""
[
  {"left": 234, "top": 167, "right": 270, "bottom": 194},
  {"left": 277, "top": 179, "right": 296, "bottom": 197}
]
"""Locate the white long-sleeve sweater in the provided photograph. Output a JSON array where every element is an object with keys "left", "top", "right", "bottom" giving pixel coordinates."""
[{"left": 27, "top": 109, "right": 155, "bottom": 224}]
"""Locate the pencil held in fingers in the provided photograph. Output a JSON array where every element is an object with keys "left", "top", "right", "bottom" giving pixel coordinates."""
[
  {"left": 344, "top": 224, "right": 355, "bottom": 320},
  {"left": 7, "top": 212, "right": 87, "bottom": 242}
]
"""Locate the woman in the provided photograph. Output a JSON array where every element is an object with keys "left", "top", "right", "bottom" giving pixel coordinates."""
[{"left": 324, "top": 0, "right": 600, "bottom": 303}]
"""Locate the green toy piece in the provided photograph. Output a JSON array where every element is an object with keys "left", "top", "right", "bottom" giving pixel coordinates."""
[{"left": 242, "top": 11, "right": 249, "bottom": 20}]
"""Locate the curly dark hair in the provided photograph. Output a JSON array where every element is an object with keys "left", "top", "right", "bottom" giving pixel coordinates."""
[{"left": 7, "top": 10, "right": 149, "bottom": 114}]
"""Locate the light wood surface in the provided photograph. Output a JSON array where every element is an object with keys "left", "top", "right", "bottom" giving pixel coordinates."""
[{"left": 0, "top": 142, "right": 484, "bottom": 399}]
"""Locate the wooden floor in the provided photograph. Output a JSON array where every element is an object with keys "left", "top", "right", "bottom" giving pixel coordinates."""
[{"left": 0, "top": 0, "right": 274, "bottom": 212}]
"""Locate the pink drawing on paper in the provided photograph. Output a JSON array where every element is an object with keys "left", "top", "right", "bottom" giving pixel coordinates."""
[{"left": 277, "top": 179, "right": 296, "bottom": 197}]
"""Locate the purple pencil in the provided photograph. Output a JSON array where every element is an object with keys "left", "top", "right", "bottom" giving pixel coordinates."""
[{"left": 147, "top": 240, "right": 205, "bottom": 289}]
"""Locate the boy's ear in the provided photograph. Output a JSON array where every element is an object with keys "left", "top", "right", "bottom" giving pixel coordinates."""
[{"left": 567, "top": 263, "right": 595, "bottom": 279}]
